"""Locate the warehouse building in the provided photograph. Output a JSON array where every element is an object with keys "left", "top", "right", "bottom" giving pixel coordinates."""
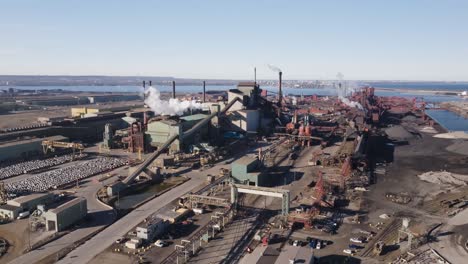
[
  {"left": 0, "top": 135, "right": 68, "bottom": 162},
  {"left": 44, "top": 197, "right": 87, "bottom": 232},
  {"left": 136, "top": 216, "right": 169, "bottom": 241},
  {"left": 6, "top": 193, "right": 55, "bottom": 211},
  {"left": 0, "top": 204, "right": 22, "bottom": 220},
  {"left": 231, "top": 156, "right": 266, "bottom": 186}
]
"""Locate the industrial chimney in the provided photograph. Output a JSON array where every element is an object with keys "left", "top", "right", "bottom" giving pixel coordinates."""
[
  {"left": 203, "top": 81, "right": 206, "bottom": 103},
  {"left": 142, "top": 81, "right": 146, "bottom": 102},
  {"left": 278, "top": 71, "right": 283, "bottom": 107},
  {"left": 172, "top": 81, "right": 176, "bottom": 99}
]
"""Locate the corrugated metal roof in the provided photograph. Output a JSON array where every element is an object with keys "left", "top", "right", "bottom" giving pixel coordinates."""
[
  {"left": 7, "top": 192, "right": 53, "bottom": 204},
  {"left": 0, "top": 204, "right": 21, "bottom": 211},
  {"left": 48, "top": 197, "right": 85, "bottom": 214},
  {"left": 180, "top": 114, "right": 208, "bottom": 121},
  {"left": 233, "top": 156, "right": 258, "bottom": 165}
]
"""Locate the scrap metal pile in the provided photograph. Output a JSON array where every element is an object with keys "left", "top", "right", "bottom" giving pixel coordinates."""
[
  {"left": 0, "top": 154, "right": 87, "bottom": 180},
  {"left": 5, "top": 157, "right": 126, "bottom": 195}
]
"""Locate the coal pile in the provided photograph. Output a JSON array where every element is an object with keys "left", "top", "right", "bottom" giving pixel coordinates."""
[
  {"left": 6, "top": 157, "right": 126, "bottom": 195},
  {"left": 446, "top": 140, "right": 468, "bottom": 156},
  {"left": 0, "top": 154, "right": 87, "bottom": 180},
  {"left": 384, "top": 125, "right": 414, "bottom": 141}
]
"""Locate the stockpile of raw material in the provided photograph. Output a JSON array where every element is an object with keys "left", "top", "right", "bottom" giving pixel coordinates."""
[
  {"left": 418, "top": 171, "right": 468, "bottom": 186},
  {"left": 419, "top": 126, "right": 438, "bottom": 134},
  {"left": 446, "top": 140, "right": 468, "bottom": 155},
  {"left": 434, "top": 131, "right": 468, "bottom": 140},
  {"left": 385, "top": 125, "right": 414, "bottom": 140}
]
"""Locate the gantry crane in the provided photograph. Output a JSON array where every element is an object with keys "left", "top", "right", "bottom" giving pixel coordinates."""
[{"left": 41, "top": 140, "right": 85, "bottom": 160}]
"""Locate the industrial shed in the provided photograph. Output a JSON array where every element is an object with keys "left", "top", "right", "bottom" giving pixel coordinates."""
[
  {"left": 44, "top": 197, "right": 87, "bottom": 232},
  {"left": 0, "top": 204, "right": 22, "bottom": 220},
  {"left": 231, "top": 156, "right": 266, "bottom": 186},
  {"left": 7, "top": 192, "right": 54, "bottom": 211}
]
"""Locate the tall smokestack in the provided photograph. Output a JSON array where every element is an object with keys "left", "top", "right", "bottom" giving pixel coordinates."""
[
  {"left": 203, "top": 81, "right": 206, "bottom": 103},
  {"left": 278, "top": 71, "right": 283, "bottom": 107},
  {"left": 172, "top": 81, "right": 176, "bottom": 99},
  {"left": 143, "top": 81, "right": 146, "bottom": 101},
  {"left": 254, "top": 67, "right": 257, "bottom": 84}
]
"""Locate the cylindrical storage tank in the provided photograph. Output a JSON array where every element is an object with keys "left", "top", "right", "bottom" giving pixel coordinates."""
[
  {"left": 304, "top": 125, "right": 311, "bottom": 137},
  {"left": 298, "top": 125, "right": 305, "bottom": 136}
]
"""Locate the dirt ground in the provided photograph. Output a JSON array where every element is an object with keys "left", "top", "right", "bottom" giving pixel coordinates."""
[
  {"left": 365, "top": 131, "right": 468, "bottom": 219},
  {"left": 0, "top": 219, "right": 28, "bottom": 264},
  {"left": 0, "top": 100, "right": 143, "bottom": 129}
]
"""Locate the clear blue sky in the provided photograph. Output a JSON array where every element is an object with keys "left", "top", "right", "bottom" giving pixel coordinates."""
[{"left": 1, "top": 0, "right": 467, "bottom": 81}]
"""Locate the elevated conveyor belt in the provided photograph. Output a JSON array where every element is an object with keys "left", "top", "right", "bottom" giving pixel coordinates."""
[{"left": 123, "top": 97, "right": 242, "bottom": 184}]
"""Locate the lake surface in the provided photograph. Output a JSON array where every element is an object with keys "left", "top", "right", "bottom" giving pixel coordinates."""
[
  {"left": 426, "top": 110, "right": 468, "bottom": 132},
  {"left": 6, "top": 84, "right": 465, "bottom": 103}
]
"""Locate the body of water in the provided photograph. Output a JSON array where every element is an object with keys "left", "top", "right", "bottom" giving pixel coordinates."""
[
  {"left": 426, "top": 110, "right": 468, "bottom": 132},
  {"left": 6, "top": 84, "right": 465, "bottom": 103},
  {"left": 365, "top": 81, "right": 468, "bottom": 91}
]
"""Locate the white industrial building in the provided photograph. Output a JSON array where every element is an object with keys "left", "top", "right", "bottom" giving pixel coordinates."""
[
  {"left": 0, "top": 204, "right": 22, "bottom": 220},
  {"left": 136, "top": 216, "right": 169, "bottom": 241}
]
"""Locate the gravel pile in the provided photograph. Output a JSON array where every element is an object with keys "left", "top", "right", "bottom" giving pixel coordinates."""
[
  {"left": 419, "top": 126, "right": 438, "bottom": 134},
  {"left": 6, "top": 157, "right": 126, "bottom": 195},
  {"left": 385, "top": 125, "right": 414, "bottom": 140},
  {"left": 418, "top": 171, "right": 468, "bottom": 186},
  {"left": 0, "top": 154, "right": 87, "bottom": 180},
  {"left": 434, "top": 131, "right": 468, "bottom": 140},
  {"left": 402, "top": 115, "right": 417, "bottom": 122},
  {"left": 446, "top": 140, "right": 468, "bottom": 155}
]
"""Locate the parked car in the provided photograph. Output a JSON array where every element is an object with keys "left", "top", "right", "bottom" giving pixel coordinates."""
[
  {"left": 17, "top": 211, "right": 30, "bottom": 219},
  {"left": 349, "top": 244, "right": 360, "bottom": 249},
  {"left": 309, "top": 239, "right": 316, "bottom": 248},
  {"left": 293, "top": 240, "right": 302, "bottom": 247},
  {"left": 343, "top": 249, "right": 355, "bottom": 255},
  {"left": 350, "top": 237, "right": 364, "bottom": 243},
  {"left": 115, "top": 237, "right": 125, "bottom": 244},
  {"left": 154, "top": 240, "right": 168, "bottom": 247},
  {"left": 316, "top": 240, "right": 321, "bottom": 249}
]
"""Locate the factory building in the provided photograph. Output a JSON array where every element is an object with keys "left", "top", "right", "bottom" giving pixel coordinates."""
[
  {"left": 136, "top": 216, "right": 169, "bottom": 241},
  {"left": 0, "top": 135, "right": 68, "bottom": 162},
  {"left": 0, "top": 204, "right": 22, "bottom": 220},
  {"left": 44, "top": 197, "right": 87, "bottom": 232},
  {"left": 7, "top": 193, "right": 55, "bottom": 212},
  {"left": 145, "top": 114, "right": 209, "bottom": 152},
  {"left": 230, "top": 109, "right": 260, "bottom": 132},
  {"left": 231, "top": 156, "right": 266, "bottom": 186}
]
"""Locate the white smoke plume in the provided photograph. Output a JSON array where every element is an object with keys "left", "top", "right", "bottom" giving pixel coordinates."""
[
  {"left": 268, "top": 64, "right": 282, "bottom": 72},
  {"left": 335, "top": 72, "right": 364, "bottom": 110},
  {"left": 291, "top": 96, "right": 297, "bottom": 105},
  {"left": 144, "top": 86, "right": 202, "bottom": 116}
]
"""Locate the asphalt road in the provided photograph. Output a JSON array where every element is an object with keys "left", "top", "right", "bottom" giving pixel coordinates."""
[{"left": 56, "top": 171, "right": 209, "bottom": 264}]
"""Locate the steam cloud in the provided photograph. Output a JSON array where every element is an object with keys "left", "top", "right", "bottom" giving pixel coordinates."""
[
  {"left": 268, "top": 64, "right": 282, "bottom": 72},
  {"left": 144, "top": 86, "right": 202, "bottom": 116},
  {"left": 335, "top": 72, "right": 364, "bottom": 110}
]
